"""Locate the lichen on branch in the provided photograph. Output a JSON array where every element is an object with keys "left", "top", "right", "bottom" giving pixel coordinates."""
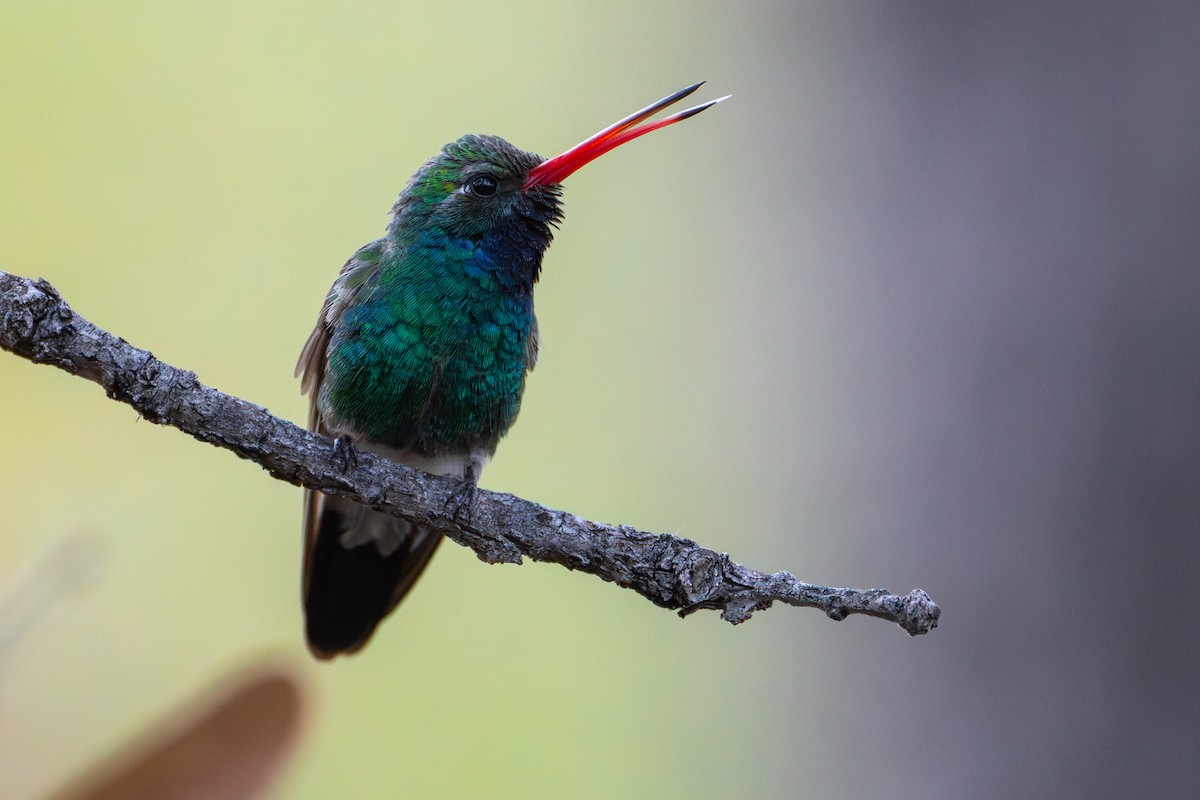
[{"left": 0, "top": 270, "right": 940, "bottom": 636}]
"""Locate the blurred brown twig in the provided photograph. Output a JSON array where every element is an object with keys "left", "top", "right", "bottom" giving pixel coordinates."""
[
  {"left": 0, "top": 270, "right": 940, "bottom": 636},
  {"left": 49, "top": 667, "right": 304, "bottom": 800}
]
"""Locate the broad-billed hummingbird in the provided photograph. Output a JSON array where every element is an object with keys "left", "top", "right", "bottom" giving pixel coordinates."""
[{"left": 297, "top": 83, "right": 727, "bottom": 658}]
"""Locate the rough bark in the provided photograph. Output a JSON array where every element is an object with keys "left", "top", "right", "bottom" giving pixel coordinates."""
[{"left": 0, "top": 270, "right": 940, "bottom": 635}]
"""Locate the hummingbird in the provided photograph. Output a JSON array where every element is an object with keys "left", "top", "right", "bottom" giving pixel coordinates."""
[{"left": 296, "top": 83, "right": 727, "bottom": 659}]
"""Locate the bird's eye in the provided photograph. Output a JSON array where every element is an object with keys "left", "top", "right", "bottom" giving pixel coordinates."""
[{"left": 467, "top": 175, "right": 498, "bottom": 197}]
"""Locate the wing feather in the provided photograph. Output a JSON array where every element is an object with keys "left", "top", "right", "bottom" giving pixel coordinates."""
[{"left": 295, "top": 239, "right": 387, "bottom": 397}]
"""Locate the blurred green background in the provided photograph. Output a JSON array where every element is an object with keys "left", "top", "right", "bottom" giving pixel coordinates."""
[{"left": 4, "top": 2, "right": 1199, "bottom": 798}]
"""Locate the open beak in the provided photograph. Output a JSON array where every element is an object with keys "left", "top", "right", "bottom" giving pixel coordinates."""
[{"left": 523, "top": 82, "right": 729, "bottom": 190}]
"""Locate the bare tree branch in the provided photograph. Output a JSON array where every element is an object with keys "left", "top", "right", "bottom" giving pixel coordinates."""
[{"left": 0, "top": 270, "right": 940, "bottom": 635}]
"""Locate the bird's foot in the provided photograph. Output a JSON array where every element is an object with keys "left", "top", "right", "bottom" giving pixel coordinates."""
[
  {"left": 443, "top": 465, "right": 478, "bottom": 527},
  {"left": 331, "top": 435, "right": 359, "bottom": 473}
]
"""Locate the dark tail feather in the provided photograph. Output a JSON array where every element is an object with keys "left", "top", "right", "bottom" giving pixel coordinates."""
[{"left": 303, "top": 494, "right": 442, "bottom": 659}]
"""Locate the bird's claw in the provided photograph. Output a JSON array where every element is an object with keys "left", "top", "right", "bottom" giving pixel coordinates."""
[
  {"left": 332, "top": 435, "right": 359, "bottom": 473},
  {"left": 443, "top": 465, "right": 478, "bottom": 526}
]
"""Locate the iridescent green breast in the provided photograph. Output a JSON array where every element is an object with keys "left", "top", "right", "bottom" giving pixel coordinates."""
[{"left": 319, "top": 237, "right": 535, "bottom": 455}]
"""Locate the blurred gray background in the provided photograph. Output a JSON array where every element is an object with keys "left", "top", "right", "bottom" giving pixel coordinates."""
[{"left": 774, "top": 3, "right": 1200, "bottom": 796}]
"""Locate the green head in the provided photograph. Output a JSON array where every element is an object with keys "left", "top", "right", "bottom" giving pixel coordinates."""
[
  {"left": 386, "top": 82, "right": 728, "bottom": 265},
  {"left": 390, "top": 134, "right": 562, "bottom": 241}
]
